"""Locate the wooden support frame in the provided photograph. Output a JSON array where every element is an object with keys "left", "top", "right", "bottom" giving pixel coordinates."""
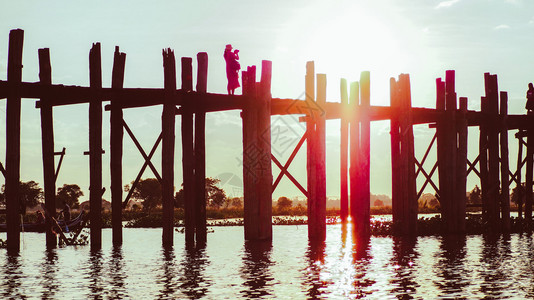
[
  {"left": 340, "top": 78, "right": 349, "bottom": 222},
  {"left": 271, "top": 131, "right": 308, "bottom": 197}
]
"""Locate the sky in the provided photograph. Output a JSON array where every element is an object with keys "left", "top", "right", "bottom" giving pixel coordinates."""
[{"left": 1, "top": 0, "right": 534, "bottom": 201}]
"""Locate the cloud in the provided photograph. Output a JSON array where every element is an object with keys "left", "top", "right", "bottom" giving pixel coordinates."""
[
  {"left": 494, "top": 24, "right": 510, "bottom": 30},
  {"left": 435, "top": 0, "right": 461, "bottom": 9}
]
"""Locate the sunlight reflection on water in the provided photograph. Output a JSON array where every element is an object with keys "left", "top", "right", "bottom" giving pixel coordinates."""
[{"left": 0, "top": 224, "right": 534, "bottom": 299}]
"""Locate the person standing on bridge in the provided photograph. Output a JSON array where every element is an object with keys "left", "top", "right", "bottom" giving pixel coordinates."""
[
  {"left": 526, "top": 83, "right": 534, "bottom": 112},
  {"left": 224, "top": 44, "right": 241, "bottom": 95}
]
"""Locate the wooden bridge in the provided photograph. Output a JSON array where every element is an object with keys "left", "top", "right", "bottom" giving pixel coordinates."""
[{"left": 1, "top": 29, "right": 532, "bottom": 252}]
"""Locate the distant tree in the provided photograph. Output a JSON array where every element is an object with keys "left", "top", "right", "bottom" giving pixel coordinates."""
[
  {"left": 56, "top": 184, "right": 83, "bottom": 209},
  {"left": 373, "top": 199, "right": 384, "bottom": 207},
  {"left": 277, "top": 196, "right": 292, "bottom": 210},
  {"left": 467, "top": 185, "right": 482, "bottom": 205},
  {"left": 173, "top": 177, "right": 227, "bottom": 208},
  {"left": 0, "top": 181, "right": 44, "bottom": 209},
  {"left": 230, "top": 197, "right": 243, "bottom": 208},
  {"left": 125, "top": 178, "right": 162, "bottom": 212},
  {"left": 511, "top": 183, "right": 525, "bottom": 206}
]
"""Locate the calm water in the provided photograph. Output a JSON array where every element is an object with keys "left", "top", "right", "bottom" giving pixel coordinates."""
[{"left": 1, "top": 223, "right": 534, "bottom": 299}]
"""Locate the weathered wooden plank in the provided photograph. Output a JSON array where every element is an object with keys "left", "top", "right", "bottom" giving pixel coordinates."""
[
  {"left": 162, "top": 49, "right": 176, "bottom": 247},
  {"left": 89, "top": 42, "right": 103, "bottom": 250},
  {"left": 195, "top": 52, "right": 208, "bottom": 245},
  {"left": 110, "top": 46, "right": 126, "bottom": 246},
  {"left": 38, "top": 47, "right": 57, "bottom": 248},
  {"left": 6, "top": 29, "right": 24, "bottom": 253}
]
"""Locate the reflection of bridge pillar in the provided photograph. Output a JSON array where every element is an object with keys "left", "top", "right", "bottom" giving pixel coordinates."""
[{"left": 242, "top": 61, "right": 273, "bottom": 241}]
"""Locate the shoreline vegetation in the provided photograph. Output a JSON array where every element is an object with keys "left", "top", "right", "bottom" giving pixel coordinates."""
[{"left": 9, "top": 205, "right": 531, "bottom": 237}]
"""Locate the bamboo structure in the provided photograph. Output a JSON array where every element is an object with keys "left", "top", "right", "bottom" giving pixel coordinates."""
[{"left": 0, "top": 28, "right": 532, "bottom": 251}]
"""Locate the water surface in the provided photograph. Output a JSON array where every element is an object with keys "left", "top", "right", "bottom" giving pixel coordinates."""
[{"left": 1, "top": 224, "right": 533, "bottom": 299}]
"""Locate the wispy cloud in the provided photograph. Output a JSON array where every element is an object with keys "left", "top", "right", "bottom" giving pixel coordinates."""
[
  {"left": 435, "top": 0, "right": 461, "bottom": 9},
  {"left": 494, "top": 24, "right": 510, "bottom": 30}
]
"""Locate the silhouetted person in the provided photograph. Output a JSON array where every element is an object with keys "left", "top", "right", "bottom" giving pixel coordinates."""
[
  {"left": 224, "top": 44, "right": 240, "bottom": 95},
  {"left": 61, "top": 201, "right": 71, "bottom": 223},
  {"left": 526, "top": 83, "right": 534, "bottom": 112}
]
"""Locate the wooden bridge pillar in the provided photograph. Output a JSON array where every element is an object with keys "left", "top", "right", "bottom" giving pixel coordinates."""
[
  {"left": 349, "top": 81, "right": 360, "bottom": 224},
  {"left": 110, "top": 46, "right": 126, "bottom": 246},
  {"left": 437, "top": 70, "right": 467, "bottom": 233},
  {"left": 89, "top": 42, "right": 103, "bottom": 250},
  {"left": 456, "top": 97, "right": 468, "bottom": 232},
  {"left": 181, "top": 57, "right": 195, "bottom": 245},
  {"left": 38, "top": 47, "right": 57, "bottom": 248},
  {"left": 526, "top": 117, "right": 533, "bottom": 222},
  {"left": 242, "top": 62, "right": 273, "bottom": 241},
  {"left": 354, "top": 71, "right": 371, "bottom": 238},
  {"left": 305, "top": 62, "right": 326, "bottom": 241},
  {"left": 485, "top": 73, "right": 501, "bottom": 229},
  {"left": 6, "top": 29, "right": 24, "bottom": 253},
  {"left": 390, "top": 74, "right": 417, "bottom": 235},
  {"left": 499, "top": 92, "right": 511, "bottom": 230},
  {"left": 339, "top": 79, "right": 349, "bottom": 222},
  {"left": 195, "top": 52, "right": 208, "bottom": 245},
  {"left": 162, "top": 49, "right": 176, "bottom": 247}
]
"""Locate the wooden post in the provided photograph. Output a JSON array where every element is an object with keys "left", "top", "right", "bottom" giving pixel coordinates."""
[
  {"left": 195, "top": 52, "right": 208, "bottom": 245},
  {"left": 305, "top": 62, "right": 317, "bottom": 240},
  {"left": 479, "top": 95, "right": 489, "bottom": 222},
  {"left": 340, "top": 78, "right": 349, "bottom": 222},
  {"left": 181, "top": 57, "right": 195, "bottom": 245},
  {"left": 516, "top": 133, "right": 524, "bottom": 219},
  {"left": 6, "top": 29, "right": 24, "bottom": 253},
  {"left": 499, "top": 91, "right": 510, "bottom": 231},
  {"left": 162, "top": 49, "right": 176, "bottom": 247},
  {"left": 445, "top": 70, "right": 457, "bottom": 232},
  {"left": 399, "top": 74, "right": 417, "bottom": 234},
  {"left": 257, "top": 60, "right": 273, "bottom": 240},
  {"left": 390, "top": 78, "right": 401, "bottom": 232},
  {"left": 89, "top": 42, "right": 103, "bottom": 250},
  {"left": 110, "top": 46, "right": 126, "bottom": 246},
  {"left": 355, "top": 71, "right": 371, "bottom": 238},
  {"left": 242, "top": 66, "right": 258, "bottom": 240},
  {"left": 436, "top": 77, "right": 447, "bottom": 225},
  {"left": 526, "top": 116, "right": 533, "bottom": 222},
  {"left": 485, "top": 73, "right": 501, "bottom": 228},
  {"left": 315, "top": 73, "right": 327, "bottom": 241},
  {"left": 457, "top": 97, "right": 468, "bottom": 232},
  {"left": 349, "top": 81, "right": 360, "bottom": 224},
  {"left": 38, "top": 47, "right": 57, "bottom": 248}
]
